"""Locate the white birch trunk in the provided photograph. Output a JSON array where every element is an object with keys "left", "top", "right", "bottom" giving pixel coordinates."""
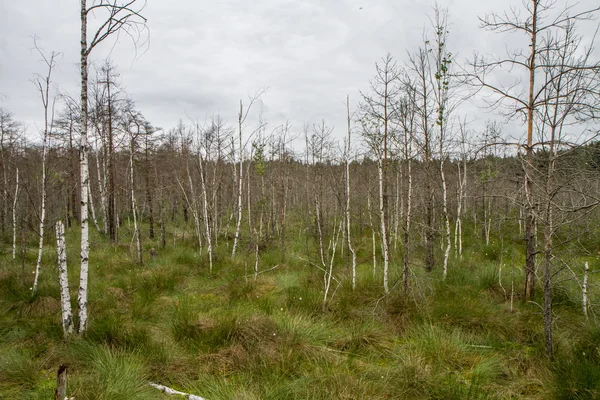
[
  {"left": 231, "top": 101, "right": 244, "bottom": 259},
  {"left": 12, "top": 167, "right": 19, "bottom": 261},
  {"left": 378, "top": 155, "right": 390, "bottom": 294},
  {"left": 32, "top": 96, "right": 50, "bottom": 294},
  {"left": 368, "top": 193, "right": 377, "bottom": 277},
  {"left": 393, "top": 164, "right": 400, "bottom": 251},
  {"left": 455, "top": 155, "right": 467, "bottom": 259},
  {"left": 454, "top": 178, "right": 460, "bottom": 255},
  {"left": 95, "top": 150, "right": 108, "bottom": 234},
  {"left": 182, "top": 161, "right": 203, "bottom": 254},
  {"left": 198, "top": 152, "right": 213, "bottom": 272},
  {"left": 78, "top": 0, "right": 91, "bottom": 334},
  {"left": 315, "top": 199, "right": 326, "bottom": 268},
  {"left": 345, "top": 96, "right": 357, "bottom": 290},
  {"left": 32, "top": 132, "right": 48, "bottom": 294},
  {"left": 583, "top": 261, "right": 589, "bottom": 320},
  {"left": 31, "top": 43, "right": 59, "bottom": 294},
  {"left": 440, "top": 156, "right": 451, "bottom": 280},
  {"left": 485, "top": 198, "right": 492, "bottom": 246},
  {"left": 56, "top": 221, "right": 74, "bottom": 336},
  {"left": 88, "top": 177, "right": 101, "bottom": 233},
  {"left": 130, "top": 139, "right": 142, "bottom": 264},
  {"left": 403, "top": 154, "right": 413, "bottom": 293},
  {"left": 519, "top": 206, "right": 523, "bottom": 236},
  {"left": 247, "top": 155, "right": 252, "bottom": 235},
  {"left": 254, "top": 240, "right": 260, "bottom": 280},
  {"left": 323, "top": 218, "right": 342, "bottom": 312}
]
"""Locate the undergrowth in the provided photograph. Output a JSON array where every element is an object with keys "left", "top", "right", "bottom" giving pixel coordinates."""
[{"left": 0, "top": 222, "right": 598, "bottom": 399}]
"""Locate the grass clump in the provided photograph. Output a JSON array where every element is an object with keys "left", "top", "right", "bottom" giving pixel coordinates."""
[{"left": 70, "top": 343, "right": 158, "bottom": 400}]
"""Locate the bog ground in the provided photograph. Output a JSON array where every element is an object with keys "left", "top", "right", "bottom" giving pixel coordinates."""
[{"left": 1, "top": 223, "right": 599, "bottom": 399}]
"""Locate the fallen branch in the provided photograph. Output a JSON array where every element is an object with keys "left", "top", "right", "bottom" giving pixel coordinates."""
[
  {"left": 149, "top": 382, "right": 206, "bottom": 400},
  {"left": 297, "top": 256, "right": 341, "bottom": 286},
  {"left": 244, "top": 264, "right": 280, "bottom": 278}
]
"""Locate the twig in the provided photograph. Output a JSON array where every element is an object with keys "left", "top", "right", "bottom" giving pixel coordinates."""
[{"left": 244, "top": 264, "right": 279, "bottom": 278}]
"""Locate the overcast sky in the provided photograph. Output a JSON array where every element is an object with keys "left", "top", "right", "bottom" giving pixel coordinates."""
[{"left": 1, "top": 0, "right": 599, "bottom": 147}]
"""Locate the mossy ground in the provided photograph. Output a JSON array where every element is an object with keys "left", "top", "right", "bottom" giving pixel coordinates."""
[{"left": 0, "top": 221, "right": 598, "bottom": 399}]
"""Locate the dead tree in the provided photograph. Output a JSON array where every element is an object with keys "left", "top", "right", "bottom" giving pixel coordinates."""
[
  {"left": 345, "top": 96, "right": 357, "bottom": 290},
  {"left": 32, "top": 40, "right": 58, "bottom": 294},
  {"left": 360, "top": 54, "right": 402, "bottom": 293},
  {"left": 472, "top": 0, "right": 600, "bottom": 300}
]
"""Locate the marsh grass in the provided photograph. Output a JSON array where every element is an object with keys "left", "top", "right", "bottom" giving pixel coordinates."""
[{"left": 0, "top": 221, "right": 598, "bottom": 399}]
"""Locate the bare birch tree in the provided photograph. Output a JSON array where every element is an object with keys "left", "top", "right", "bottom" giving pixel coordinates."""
[
  {"left": 123, "top": 104, "right": 145, "bottom": 265},
  {"left": 408, "top": 46, "right": 436, "bottom": 273},
  {"left": 360, "top": 54, "right": 401, "bottom": 293},
  {"left": 32, "top": 41, "right": 58, "bottom": 294},
  {"left": 78, "top": 0, "right": 147, "bottom": 332},
  {"left": 232, "top": 90, "right": 266, "bottom": 259},
  {"left": 472, "top": 0, "right": 600, "bottom": 300},
  {"left": 345, "top": 96, "right": 357, "bottom": 290},
  {"left": 429, "top": 9, "right": 454, "bottom": 280},
  {"left": 397, "top": 82, "right": 417, "bottom": 292},
  {"left": 12, "top": 167, "right": 19, "bottom": 261},
  {"left": 535, "top": 17, "right": 600, "bottom": 355}
]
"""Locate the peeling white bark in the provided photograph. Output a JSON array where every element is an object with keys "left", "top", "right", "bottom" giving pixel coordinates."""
[
  {"left": 78, "top": 0, "right": 90, "bottom": 334},
  {"left": 56, "top": 221, "right": 74, "bottom": 336}
]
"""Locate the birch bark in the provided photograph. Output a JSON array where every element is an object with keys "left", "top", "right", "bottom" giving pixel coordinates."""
[
  {"left": 56, "top": 221, "right": 74, "bottom": 336},
  {"left": 12, "top": 168, "right": 19, "bottom": 261},
  {"left": 345, "top": 96, "right": 357, "bottom": 290}
]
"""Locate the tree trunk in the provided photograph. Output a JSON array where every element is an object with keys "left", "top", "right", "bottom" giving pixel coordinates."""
[
  {"left": 32, "top": 61, "right": 51, "bottom": 295},
  {"left": 198, "top": 152, "right": 213, "bottom": 272},
  {"left": 12, "top": 167, "right": 19, "bottom": 261},
  {"left": 345, "top": 96, "right": 357, "bottom": 290},
  {"left": 54, "top": 365, "right": 68, "bottom": 400},
  {"left": 94, "top": 150, "right": 107, "bottom": 234},
  {"left": 403, "top": 155, "right": 412, "bottom": 293},
  {"left": 78, "top": 0, "right": 91, "bottom": 333},
  {"left": 56, "top": 221, "right": 74, "bottom": 336},
  {"left": 145, "top": 139, "right": 154, "bottom": 239},
  {"left": 107, "top": 67, "right": 116, "bottom": 243},
  {"left": 323, "top": 218, "right": 342, "bottom": 312},
  {"left": 524, "top": 0, "right": 539, "bottom": 301},
  {"left": 583, "top": 262, "right": 589, "bottom": 320},
  {"left": 378, "top": 155, "right": 390, "bottom": 294},
  {"left": 543, "top": 212, "right": 553, "bottom": 356},
  {"left": 88, "top": 173, "right": 101, "bottom": 233},
  {"left": 440, "top": 154, "right": 451, "bottom": 280},
  {"left": 232, "top": 100, "right": 244, "bottom": 259},
  {"left": 130, "top": 138, "right": 142, "bottom": 265}
]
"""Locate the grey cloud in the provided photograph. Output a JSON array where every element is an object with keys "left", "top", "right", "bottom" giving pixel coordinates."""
[{"left": 1, "top": 0, "right": 599, "bottom": 143}]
